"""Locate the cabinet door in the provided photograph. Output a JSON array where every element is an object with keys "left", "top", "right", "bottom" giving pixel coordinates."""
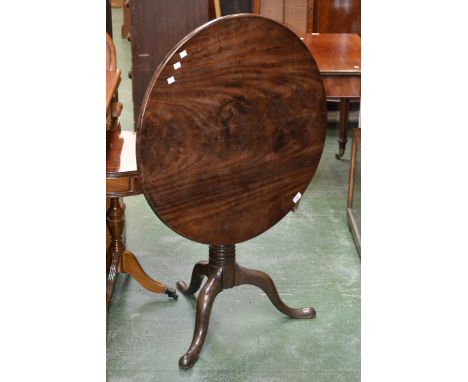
[{"left": 129, "top": 0, "right": 210, "bottom": 126}]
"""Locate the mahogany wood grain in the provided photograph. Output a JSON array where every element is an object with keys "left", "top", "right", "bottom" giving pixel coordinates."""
[
  {"left": 302, "top": 33, "right": 360, "bottom": 76},
  {"left": 137, "top": 14, "right": 326, "bottom": 245},
  {"left": 321, "top": 76, "right": 360, "bottom": 99},
  {"left": 135, "top": 15, "right": 324, "bottom": 368},
  {"left": 313, "top": 0, "right": 360, "bottom": 34}
]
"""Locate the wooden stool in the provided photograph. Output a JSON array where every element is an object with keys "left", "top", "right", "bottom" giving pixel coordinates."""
[
  {"left": 137, "top": 14, "right": 326, "bottom": 368},
  {"left": 106, "top": 130, "right": 177, "bottom": 307}
]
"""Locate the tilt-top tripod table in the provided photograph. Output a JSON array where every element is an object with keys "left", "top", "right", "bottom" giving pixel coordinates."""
[{"left": 137, "top": 14, "right": 327, "bottom": 369}]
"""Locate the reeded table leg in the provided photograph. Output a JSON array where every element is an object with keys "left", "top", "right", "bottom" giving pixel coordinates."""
[
  {"left": 179, "top": 268, "right": 223, "bottom": 369},
  {"left": 236, "top": 264, "right": 316, "bottom": 319},
  {"left": 106, "top": 198, "right": 126, "bottom": 305},
  {"left": 176, "top": 260, "right": 209, "bottom": 295}
]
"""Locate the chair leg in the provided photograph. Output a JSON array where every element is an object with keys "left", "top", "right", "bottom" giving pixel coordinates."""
[
  {"left": 235, "top": 264, "right": 316, "bottom": 318},
  {"left": 179, "top": 268, "right": 223, "bottom": 369},
  {"left": 336, "top": 98, "right": 350, "bottom": 159},
  {"left": 176, "top": 260, "right": 210, "bottom": 295}
]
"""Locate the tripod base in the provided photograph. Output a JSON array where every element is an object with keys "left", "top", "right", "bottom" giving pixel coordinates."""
[{"left": 176, "top": 245, "right": 315, "bottom": 369}]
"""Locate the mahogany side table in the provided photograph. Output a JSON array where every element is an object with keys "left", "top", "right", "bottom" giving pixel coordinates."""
[
  {"left": 106, "top": 32, "right": 177, "bottom": 308},
  {"left": 137, "top": 14, "right": 327, "bottom": 368},
  {"left": 106, "top": 131, "right": 178, "bottom": 307},
  {"left": 302, "top": 33, "right": 361, "bottom": 159}
]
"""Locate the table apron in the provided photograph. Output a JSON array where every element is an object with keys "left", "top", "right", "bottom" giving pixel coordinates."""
[
  {"left": 106, "top": 174, "right": 142, "bottom": 197},
  {"left": 322, "top": 75, "right": 361, "bottom": 99}
]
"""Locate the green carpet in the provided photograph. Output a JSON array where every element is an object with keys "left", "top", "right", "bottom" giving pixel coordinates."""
[{"left": 107, "top": 8, "right": 360, "bottom": 382}]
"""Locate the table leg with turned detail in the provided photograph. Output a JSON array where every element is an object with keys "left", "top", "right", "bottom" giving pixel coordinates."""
[
  {"left": 106, "top": 131, "right": 178, "bottom": 309},
  {"left": 106, "top": 197, "right": 177, "bottom": 307}
]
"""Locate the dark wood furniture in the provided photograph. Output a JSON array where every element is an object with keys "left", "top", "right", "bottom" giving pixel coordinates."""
[
  {"left": 106, "top": 33, "right": 123, "bottom": 131},
  {"left": 137, "top": 14, "right": 326, "bottom": 369},
  {"left": 106, "top": 0, "right": 113, "bottom": 37},
  {"left": 303, "top": 33, "right": 361, "bottom": 158},
  {"left": 251, "top": 2, "right": 360, "bottom": 158},
  {"left": 106, "top": 70, "right": 121, "bottom": 125},
  {"left": 309, "top": 0, "right": 361, "bottom": 157},
  {"left": 121, "top": 0, "right": 131, "bottom": 40},
  {"left": 106, "top": 131, "right": 178, "bottom": 307},
  {"left": 252, "top": 0, "right": 360, "bottom": 35},
  {"left": 105, "top": 34, "right": 177, "bottom": 308},
  {"left": 347, "top": 128, "right": 361, "bottom": 255},
  {"left": 128, "top": 0, "right": 210, "bottom": 127},
  {"left": 312, "top": 0, "right": 361, "bottom": 35}
]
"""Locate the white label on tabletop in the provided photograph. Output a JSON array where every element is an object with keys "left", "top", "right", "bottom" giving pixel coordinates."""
[
  {"left": 167, "top": 76, "right": 175, "bottom": 84},
  {"left": 293, "top": 192, "right": 302, "bottom": 204},
  {"left": 173, "top": 62, "right": 181, "bottom": 70},
  {"left": 179, "top": 50, "right": 188, "bottom": 59},
  {"left": 354, "top": 65, "right": 360, "bottom": 69}
]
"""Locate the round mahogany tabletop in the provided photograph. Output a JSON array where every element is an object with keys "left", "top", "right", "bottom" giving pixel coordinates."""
[{"left": 137, "top": 14, "right": 326, "bottom": 245}]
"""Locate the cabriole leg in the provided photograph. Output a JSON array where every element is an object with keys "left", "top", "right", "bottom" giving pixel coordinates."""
[
  {"left": 235, "top": 264, "right": 315, "bottom": 319},
  {"left": 176, "top": 260, "right": 209, "bottom": 295},
  {"left": 179, "top": 268, "right": 223, "bottom": 369}
]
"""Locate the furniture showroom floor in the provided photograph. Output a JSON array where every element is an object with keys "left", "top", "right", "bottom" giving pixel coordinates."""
[{"left": 107, "top": 9, "right": 360, "bottom": 382}]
